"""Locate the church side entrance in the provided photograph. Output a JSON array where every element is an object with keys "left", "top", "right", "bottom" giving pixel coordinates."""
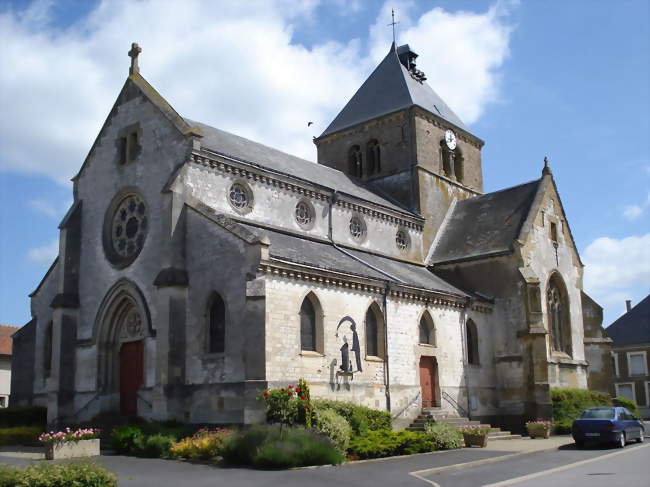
[
  {"left": 419, "top": 356, "right": 438, "bottom": 407},
  {"left": 119, "top": 340, "right": 144, "bottom": 416}
]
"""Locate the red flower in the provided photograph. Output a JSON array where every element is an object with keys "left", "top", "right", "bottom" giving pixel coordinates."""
[
  {"left": 280, "top": 388, "right": 285, "bottom": 392},
  {"left": 300, "top": 395, "right": 306, "bottom": 400},
  {"left": 288, "top": 385, "right": 293, "bottom": 389},
  {"left": 295, "top": 387, "right": 301, "bottom": 393},
  {"left": 263, "top": 391, "right": 269, "bottom": 397},
  {"left": 287, "top": 391, "right": 293, "bottom": 396}
]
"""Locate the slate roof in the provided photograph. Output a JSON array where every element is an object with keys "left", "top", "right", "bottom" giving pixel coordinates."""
[
  {"left": 431, "top": 180, "right": 541, "bottom": 264},
  {"left": 606, "top": 295, "right": 650, "bottom": 346},
  {"left": 0, "top": 325, "right": 19, "bottom": 356},
  {"left": 238, "top": 222, "right": 466, "bottom": 297},
  {"left": 188, "top": 120, "right": 417, "bottom": 217},
  {"left": 319, "top": 44, "right": 468, "bottom": 138}
]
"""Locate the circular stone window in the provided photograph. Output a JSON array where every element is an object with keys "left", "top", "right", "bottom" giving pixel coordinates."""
[
  {"left": 104, "top": 193, "right": 148, "bottom": 267},
  {"left": 396, "top": 229, "right": 410, "bottom": 252},
  {"left": 228, "top": 182, "right": 253, "bottom": 213},
  {"left": 294, "top": 201, "right": 314, "bottom": 228},
  {"left": 349, "top": 216, "right": 366, "bottom": 242}
]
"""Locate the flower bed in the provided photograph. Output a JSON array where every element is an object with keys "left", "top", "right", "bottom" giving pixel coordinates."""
[
  {"left": 458, "top": 425, "right": 490, "bottom": 448},
  {"left": 526, "top": 421, "right": 552, "bottom": 439},
  {"left": 169, "top": 428, "right": 233, "bottom": 460},
  {"left": 39, "top": 428, "right": 101, "bottom": 460}
]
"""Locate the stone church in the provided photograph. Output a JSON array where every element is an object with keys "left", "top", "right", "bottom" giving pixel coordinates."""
[{"left": 12, "top": 42, "right": 612, "bottom": 431}]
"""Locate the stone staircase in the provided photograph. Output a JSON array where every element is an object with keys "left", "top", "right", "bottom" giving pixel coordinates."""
[{"left": 406, "top": 407, "right": 521, "bottom": 440}]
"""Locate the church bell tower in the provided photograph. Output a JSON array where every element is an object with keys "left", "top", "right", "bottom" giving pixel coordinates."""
[{"left": 314, "top": 43, "right": 485, "bottom": 250}]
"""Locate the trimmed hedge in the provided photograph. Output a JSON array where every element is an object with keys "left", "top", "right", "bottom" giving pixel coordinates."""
[
  {"left": 312, "top": 409, "right": 351, "bottom": 452},
  {"left": 110, "top": 421, "right": 191, "bottom": 458},
  {"left": 0, "top": 462, "right": 116, "bottom": 487},
  {"left": 0, "top": 406, "right": 46, "bottom": 428},
  {"left": 612, "top": 396, "right": 641, "bottom": 418},
  {"left": 221, "top": 425, "right": 344, "bottom": 468},
  {"left": 348, "top": 430, "right": 436, "bottom": 459},
  {"left": 423, "top": 422, "right": 464, "bottom": 450},
  {"left": 312, "top": 399, "right": 391, "bottom": 434},
  {"left": 551, "top": 388, "right": 619, "bottom": 433},
  {"left": 0, "top": 426, "right": 43, "bottom": 446}
]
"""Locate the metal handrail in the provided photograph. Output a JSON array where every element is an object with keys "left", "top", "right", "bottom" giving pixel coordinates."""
[
  {"left": 442, "top": 391, "right": 469, "bottom": 418},
  {"left": 137, "top": 392, "right": 152, "bottom": 409},
  {"left": 391, "top": 391, "right": 421, "bottom": 419},
  {"left": 73, "top": 392, "right": 100, "bottom": 418}
]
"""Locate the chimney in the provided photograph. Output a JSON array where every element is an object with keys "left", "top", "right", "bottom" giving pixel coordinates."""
[{"left": 625, "top": 300, "right": 632, "bottom": 312}]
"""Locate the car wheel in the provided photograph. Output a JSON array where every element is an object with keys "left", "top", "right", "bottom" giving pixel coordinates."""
[{"left": 617, "top": 432, "right": 626, "bottom": 448}]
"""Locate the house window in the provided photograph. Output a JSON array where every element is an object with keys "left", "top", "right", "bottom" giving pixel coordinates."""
[
  {"left": 612, "top": 352, "right": 620, "bottom": 377},
  {"left": 348, "top": 145, "right": 363, "bottom": 178},
  {"left": 615, "top": 383, "right": 635, "bottom": 402},
  {"left": 208, "top": 293, "right": 225, "bottom": 353},
  {"left": 466, "top": 319, "right": 479, "bottom": 365},
  {"left": 419, "top": 311, "right": 435, "bottom": 346},
  {"left": 627, "top": 351, "right": 648, "bottom": 376},
  {"left": 645, "top": 382, "right": 650, "bottom": 407},
  {"left": 366, "top": 140, "right": 380, "bottom": 176},
  {"left": 300, "top": 293, "right": 323, "bottom": 353},
  {"left": 364, "top": 302, "right": 385, "bottom": 359},
  {"left": 0, "top": 397, "right": 6, "bottom": 408},
  {"left": 546, "top": 273, "right": 571, "bottom": 355}
]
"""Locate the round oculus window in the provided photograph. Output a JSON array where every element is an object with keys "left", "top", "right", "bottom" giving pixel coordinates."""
[
  {"left": 228, "top": 183, "right": 252, "bottom": 212},
  {"left": 396, "top": 229, "right": 409, "bottom": 251},
  {"left": 349, "top": 216, "right": 366, "bottom": 241},
  {"left": 295, "top": 201, "right": 313, "bottom": 227},
  {"left": 105, "top": 193, "right": 148, "bottom": 266}
]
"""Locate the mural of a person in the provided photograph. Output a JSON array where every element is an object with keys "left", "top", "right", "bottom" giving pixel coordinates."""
[{"left": 336, "top": 316, "right": 362, "bottom": 373}]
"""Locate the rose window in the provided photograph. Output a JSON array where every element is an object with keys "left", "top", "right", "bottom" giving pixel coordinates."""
[
  {"left": 111, "top": 195, "right": 148, "bottom": 259},
  {"left": 396, "top": 230, "right": 409, "bottom": 251},
  {"left": 295, "top": 201, "right": 313, "bottom": 226},
  {"left": 349, "top": 217, "right": 365, "bottom": 240},
  {"left": 229, "top": 183, "right": 250, "bottom": 210}
]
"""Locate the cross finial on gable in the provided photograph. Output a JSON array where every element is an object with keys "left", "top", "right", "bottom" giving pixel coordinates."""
[
  {"left": 128, "top": 42, "right": 142, "bottom": 75},
  {"left": 542, "top": 156, "right": 553, "bottom": 176}
]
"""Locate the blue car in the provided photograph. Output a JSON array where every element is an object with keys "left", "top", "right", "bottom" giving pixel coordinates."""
[{"left": 572, "top": 406, "right": 645, "bottom": 448}]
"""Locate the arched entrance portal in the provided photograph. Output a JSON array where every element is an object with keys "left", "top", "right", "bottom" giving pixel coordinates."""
[{"left": 94, "top": 280, "right": 153, "bottom": 416}]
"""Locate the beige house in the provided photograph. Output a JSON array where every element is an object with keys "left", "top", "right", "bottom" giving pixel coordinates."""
[
  {"left": 0, "top": 325, "right": 19, "bottom": 407},
  {"left": 11, "top": 42, "right": 612, "bottom": 431}
]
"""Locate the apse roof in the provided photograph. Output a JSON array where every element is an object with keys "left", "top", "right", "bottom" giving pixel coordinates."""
[
  {"left": 606, "top": 295, "right": 650, "bottom": 346},
  {"left": 319, "top": 44, "right": 468, "bottom": 138},
  {"left": 431, "top": 180, "right": 542, "bottom": 264}
]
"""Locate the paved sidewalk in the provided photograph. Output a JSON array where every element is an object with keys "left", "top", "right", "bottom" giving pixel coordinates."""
[{"left": 484, "top": 435, "right": 573, "bottom": 452}]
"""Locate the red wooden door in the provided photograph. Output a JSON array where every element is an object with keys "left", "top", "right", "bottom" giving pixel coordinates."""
[
  {"left": 120, "top": 341, "right": 144, "bottom": 416},
  {"left": 419, "top": 356, "right": 437, "bottom": 407}
]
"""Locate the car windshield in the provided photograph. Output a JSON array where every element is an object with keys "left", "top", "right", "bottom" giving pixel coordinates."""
[{"left": 580, "top": 409, "right": 615, "bottom": 419}]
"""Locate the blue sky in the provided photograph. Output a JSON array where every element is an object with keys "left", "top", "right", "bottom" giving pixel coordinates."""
[{"left": 0, "top": 0, "right": 648, "bottom": 329}]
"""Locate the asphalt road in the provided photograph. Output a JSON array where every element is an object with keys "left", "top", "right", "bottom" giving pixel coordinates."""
[{"left": 421, "top": 442, "right": 649, "bottom": 487}]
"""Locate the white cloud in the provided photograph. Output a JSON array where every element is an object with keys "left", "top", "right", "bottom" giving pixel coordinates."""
[
  {"left": 583, "top": 233, "right": 650, "bottom": 323},
  {"left": 0, "top": 0, "right": 515, "bottom": 184},
  {"left": 623, "top": 205, "right": 643, "bottom": 221},
  {"left": 27, "top": 198, "right": 71, "bottom": 220},
  {"left": 27, "top": 239, "right": 59, "bottom": 264}
]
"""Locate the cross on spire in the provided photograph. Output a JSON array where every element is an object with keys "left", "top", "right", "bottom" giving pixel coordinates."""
[
  {"left": 128, "top": 42, "right": 142, "bottom": 75},
  {"left": 542, "top": 156, "right": 553, "bottom": 176},
  {"left": 387, "top": 9, "right": 399, "bottom": 44}
]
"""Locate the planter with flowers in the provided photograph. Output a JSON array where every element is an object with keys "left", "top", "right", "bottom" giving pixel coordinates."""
[
  {"left": 458, "top": 425, "right": 490, "bottom": 448},
  {"left": 526, "top": 421, "right": 552, "bottom": 439},
  {"left": 39, "top": 428, "right": 101, "bottom": 460}
]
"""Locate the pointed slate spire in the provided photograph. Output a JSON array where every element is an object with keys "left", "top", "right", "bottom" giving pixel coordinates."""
[{"left": 319, "top": 44, "right": 467, "bottom": 138}]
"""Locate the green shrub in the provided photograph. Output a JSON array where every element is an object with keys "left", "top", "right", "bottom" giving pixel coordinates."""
[
  {"left": 110, "top": 421, "right": 191, "bottom": 457},
  {"left": 134, "top": 433, "right": 176, "bottom": 458},
  {"left": 221, "top": 425, "right": 344, "bottom": 468},
  {"left": 0, "top": 426, "right": 43, "bottom": 446},
  {"left": 0, "top": 461, "right": 116, "bottom": 487},
  {"left": 169, "top": 428, "right": 233, "bottom": 460},
  {"left": 110, "top": 425, "right": 144, "bottom": 454},
  {"left": 612, "top": 396, "right": 641, "bottom": 418},
  {"left": 423, "top": 422, "right": 464, "bottom": 450},
  {"left": 312, "top": 399, "right": 391, "bottom": 435},
  {"left": 0, "top": 406, "right": 46, "bottom": 428},
  {"left": 312, "top": 409, "right": 351, "bottom": 452},
  {"left": 551, "top": 388, "right": 612, "bottom": 433},
  {"left": 138, "top": 420, "right": 192, "bottom": 439},
  {"left": 348, "top": 430, "right": 436, "bottom": 459}
]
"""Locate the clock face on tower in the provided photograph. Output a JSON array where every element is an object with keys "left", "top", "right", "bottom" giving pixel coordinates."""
[{"left": 444, "top": 129, "right": 457, "bottom": 150}]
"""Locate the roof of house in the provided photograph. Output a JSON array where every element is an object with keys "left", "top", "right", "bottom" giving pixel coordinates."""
[
  {"left": 319, "top": 44, "right": 468, "bottom": 138},
  {"left": 238, "top": 222, "right": 467, "bottom": 298},
  {"left": 0, "top": 325, "right": 19, "bottom": 355},
  {"left": 606, "top": 294, "right": 650, "bottom": 346},
  {"left": 188, "top": 119, "right": 418, "bottom": 217},
  {"left": 431, "top": 179, "right": 541, "bottom": 264}
]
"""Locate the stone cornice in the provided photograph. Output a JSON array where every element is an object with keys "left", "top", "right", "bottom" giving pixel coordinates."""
[
  {"left": 259, "top": 260, "right": 466, "bottom": 309},
  {"left": 412, "top": 107, "right": 484, "bottom": 149},
  {"left": 189, "top": 150, "right": 424, "bottom": 231},
  {"left": 471, "top": 303, "right": 493, "bottom": 314}
]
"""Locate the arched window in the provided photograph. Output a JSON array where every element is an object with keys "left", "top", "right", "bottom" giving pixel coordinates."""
[
  {"left": 348, "top": 145, "right": 363, "bottom": 178},
  {"left": 44, "top": 321, "right": 53, "bottom": 377},
  {"left": 366, "top": 140, "right": 381, "bottom": 176},
  {"left": 466, "top": 319, "right": 479, "bottom": 365},
  {"left": 208, "top": 293, "right": 226, "bottom": 353},
  {"left": 364, "top": 302, "right": 385, "bottom": 358},
  {"left": 300, "top": 293, "right": 324, "bottom": 353},
  {"left": 547, "top": 273, "right": 571, "bottom": 355},
  {"left": 419, "top": 311, "right": 435, "bottom": 345},
  {"left": 454, "top": 149, "right": 464, "bottom": 183},
  {"left": 440, "top": 140, "right": 452, "bottom": 178}
]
